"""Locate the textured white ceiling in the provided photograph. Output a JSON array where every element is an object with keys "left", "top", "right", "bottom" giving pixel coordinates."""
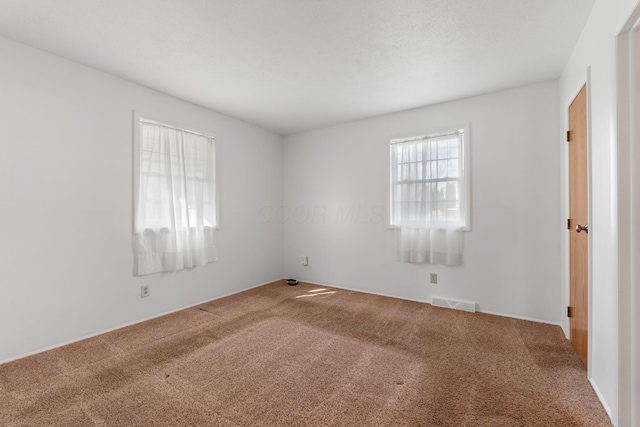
[{"left": 0, "top": 0, "right": 595, "bottom": 135}]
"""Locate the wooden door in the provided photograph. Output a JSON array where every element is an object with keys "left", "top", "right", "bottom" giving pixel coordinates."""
[{"left": 568, "top": 85, "right": 589, "bottom": 368}]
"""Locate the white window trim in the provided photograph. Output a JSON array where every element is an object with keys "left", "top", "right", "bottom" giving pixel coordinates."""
[
  {"left": 386, "top": 123, "right": 471, "bottom": 231},
  {"left": 132, "top": 110, "right": 220, "bottom": 232}
]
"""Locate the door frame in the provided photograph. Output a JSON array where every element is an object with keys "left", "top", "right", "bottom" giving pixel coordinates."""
[{"left": 616, "top": 8, "right": 640, "bottom": 426}]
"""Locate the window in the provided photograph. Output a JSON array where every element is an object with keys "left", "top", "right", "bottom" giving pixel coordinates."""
[
  {"left": 390, "top": 128, "right": 469, "bottom": 229},
  {"left": 389, "top": 126, "right": 469, "bottom": 265},
  {"left": 133, "top": 115, "right": 217, "bottom": 276}
]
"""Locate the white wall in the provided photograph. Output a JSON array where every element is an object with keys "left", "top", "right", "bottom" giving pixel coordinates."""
[
  {"left": 0, "top": 37, "right": 284, "bottom": 363},
  {"left": 559, "top": 0, "right": 640, "bottom": 425},
  {"left": 283, "top": 81, "right": 561, "bottom": 324}
]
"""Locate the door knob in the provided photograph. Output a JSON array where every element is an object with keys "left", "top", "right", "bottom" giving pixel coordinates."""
[{"left": 576, "top": 224, "right": 589, "bottom": 234}]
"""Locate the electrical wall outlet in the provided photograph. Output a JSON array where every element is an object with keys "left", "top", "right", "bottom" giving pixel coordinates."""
[
  {"left": 301, "top": 255, "right": 308, "bottom": 266},
  {"left": 430, "top": 273, "right": 438, "bottom": 284},
  {"left": 141, "top": 284, "right": 150, "bottom": 298}
]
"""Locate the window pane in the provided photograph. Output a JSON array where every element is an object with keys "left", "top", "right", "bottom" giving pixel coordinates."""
[
  {"left": 401, "top": 163, "right": 409, "bottom": 181},
  {"left": 448, "top": 139, "right": 459, "bottom": 158},
  {"left": 446, "top": 181, "right": 459, "bottom": 201},
  {"left": 425, "top": 184, "right": 435, "bottom": 201},
  {"left": 437, "top": 160, "right": 447, "bottom": 179},
  {"left": 446, "top": 201, "right": 460, "bottom": 221},
  {"left": 430, "top": 141, "right": 438, "bottom": 159},
  {"left": 436, "top": 181, "right": 447, "bottom": 202},
  {"left": 437, "top": 141, "right": 448, "bottom": 159},
  {"left": 447, "top": 159, "right": 459, "bottom": 178}
]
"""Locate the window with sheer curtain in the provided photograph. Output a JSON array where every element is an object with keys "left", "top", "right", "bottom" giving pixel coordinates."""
[
  {"left": 133, "top": 116, "right": 217, "bottom": 276},
  {"left": 390, "top": 128, "right": 469, "bottom": 265}
]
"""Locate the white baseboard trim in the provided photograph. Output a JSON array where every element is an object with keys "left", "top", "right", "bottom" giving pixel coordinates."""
[
  {"left": 0, "top": 278, "right": 284, "bottom": 366},
  {"left": 589, "top": 377, "right": 613, "bottom": 422},
  {"left": 560, "top": 322, "right": 570, "bottom": 338},
  {"left": 478, "top": 309, "right": 562, "bottom": 327},
  {"left": 296, "top": 279, "right": 562, "bottom": 327},
  {"left": 298, "top": 279, "right": 434, "bottom": 305}
]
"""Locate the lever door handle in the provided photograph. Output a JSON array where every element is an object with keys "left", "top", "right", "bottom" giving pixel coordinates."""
[{"left": 575, "top": 224, "right": 589, "bottom": 234}]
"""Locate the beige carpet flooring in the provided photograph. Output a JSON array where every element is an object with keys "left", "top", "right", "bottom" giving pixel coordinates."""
[{"left": 0, "top": 281, "right": 612, "bottom": 426}]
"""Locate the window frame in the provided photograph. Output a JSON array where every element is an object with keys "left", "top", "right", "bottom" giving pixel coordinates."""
[
  {"left": 387, "top": 123, "right": 471, "bottom": 231},
  {"left": 132, "top": 110, "right": 220, "bottom": 234}
]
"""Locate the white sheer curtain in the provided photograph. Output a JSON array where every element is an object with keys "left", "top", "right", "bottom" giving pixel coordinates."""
[
  {"left": 134, "top": 119, "right": 217, "bottom": 276},
  {"left": 391, "top": 132, "right": 464, "bottom": 265}
]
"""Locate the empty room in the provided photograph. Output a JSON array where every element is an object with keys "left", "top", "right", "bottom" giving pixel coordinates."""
[{"left": 0, "top": 0, "right": 638, "bottom": 426}]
